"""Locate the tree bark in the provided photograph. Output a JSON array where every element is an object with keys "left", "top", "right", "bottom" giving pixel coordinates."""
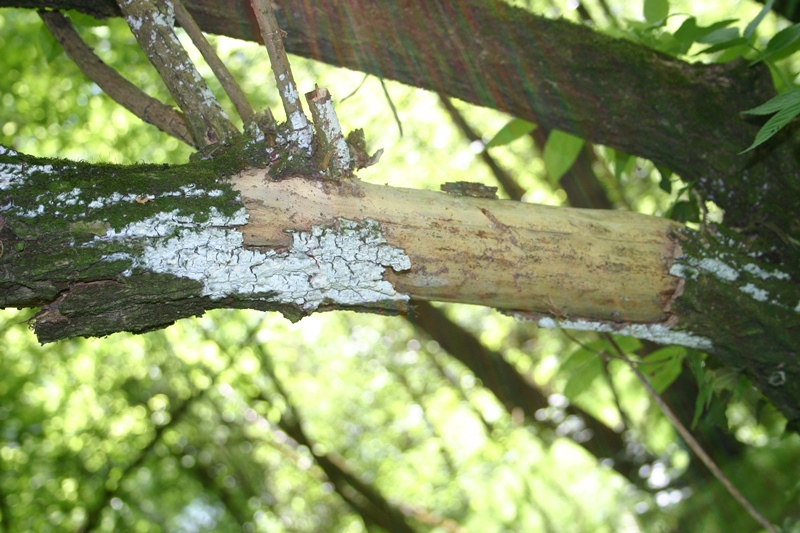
[
  {"left": 2, "top": 1, "right": 800, "bottom": 426},
  {"left": 2, "top": 144, "right": 799, "bottom": 427},
  {"left": 6, "top": 0, "right": 798, "bottom": 267}
]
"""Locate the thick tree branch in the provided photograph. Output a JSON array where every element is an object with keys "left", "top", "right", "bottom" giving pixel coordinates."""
[
  {"left": 3, "top": 146, "right": 799, "bottom": 428},
  {"left": 10, "top": 0, "right": 797, "bottom": 265}
]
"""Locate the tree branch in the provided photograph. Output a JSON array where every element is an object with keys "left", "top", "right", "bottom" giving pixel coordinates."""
[
  {"left": 172, "top": 0, "right": 254, "bottom": 125},
  {"left": 10, "top": 0, "right": 800, "bottom": 263},
  {"left": 249, "top": 0, "right": 312, "bottom": 152},
  {"left": 39, "top": 10, "right": 195, "bottom": 147},
  {"left": 116, "top": 0, "right": 238, "bottom": 147}
]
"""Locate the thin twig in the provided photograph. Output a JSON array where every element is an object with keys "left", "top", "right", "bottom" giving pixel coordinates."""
[
  {"left": 39, "top": 10, "right": 195, "bottom": 147},
  {"left": 116, "top": 0, "right": 238, "bottom": 147},
  {"left": 379, "top": 77, "right": 403, "bottom": 137},
  {"left": 172, "top": 0, "right": 255, "bottom": 124},
  {"left": 340, "top": 73, "right": 369, "bottom": 103},
  {"left": 250, "top": 0, "right": 312, "bottom": 150},
  {"left": 606, "top": 336, "right": 777, "bottom": 533}
]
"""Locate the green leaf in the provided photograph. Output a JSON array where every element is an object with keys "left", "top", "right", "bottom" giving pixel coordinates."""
[
  {"left": 695, "top": 36, "right": 748, "bottom": 56},
  {"left": 744, "top": 0, "right": 774, "bottom": 39},
  {"left": 742, "top": 89, "right": 800, "bottom": 115},
  {"left": 750, "top": 22, "right": 800, "bottom": 65},
  {"left": 643, "top": 0, "right": 669, "bottom": 24},
  {"left": 667, "top": 200, "right": 700, "bottom": 223},
  {"left": 698, "top": 26, "right": 740, "bottom": 44},
  {"left": 686, "top": 351, "right": 714, "bottom": 429},
  {"left": 641, "top": 346, "right": 686, "bottom": 393},
  {"left": 740, "top": 90, "right": 800, "bottom": 153},
  {"left": 610, "top": 149, "right": 632, "bottom": 182},
  {"left": 655, "top": 165, "right": 673, "bottom": 193},
  {"left": 561, "top": 348, "right": 603, "bottom": 401},
  {"left": 674, "top": 17, "right": 738, "bottom": 44},
  {"left": 484, "top": 118, "right": 536, "bottom": 149},
  {"left": 543, "top": 129, "right": 584, "bottom": 185}
]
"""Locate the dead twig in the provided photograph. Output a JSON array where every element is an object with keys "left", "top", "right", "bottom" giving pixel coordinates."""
[
  {"left": 250, "top": 0, "right": 312, "bottom": 151},
  {"left": 172, "top": 0, "right": 255, "bottom": 125},
  {"left": 39, "top": 10, "right": 195, "bottom": 147},
  {"left": 116, "top": 0, "right": 238, "bottom": 147}
]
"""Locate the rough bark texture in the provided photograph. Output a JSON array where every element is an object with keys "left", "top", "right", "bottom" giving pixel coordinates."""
[
  {"left": 2, "top": 2, "right": 799, "bottom": 423},
  {"left": 8, "top": 0, "right": 798, "bottom": 268},
  {"left": 0, "top": 146, "right": 680, "bottom": 335},
  {"left": 2, "top": 145, "right": 799, "bottom": 427},
  {"left": 233, "top": 168, "right": 680, "bottom": 323}
]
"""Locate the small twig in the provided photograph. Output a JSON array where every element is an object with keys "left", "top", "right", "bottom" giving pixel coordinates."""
[
  {"left": 606, "top": 336, "right": 778, "bottom": 533},
  {"left": 250, "top": 0, "right": 312, "bottom": 151},
  {"left": 172, "top": 0, "right": 255, "bottom": 124},
  {"left": 340, "top": 73, "right": 369, "bottom": 103},
  {"left": 116, "top": 0, "right": 238, "bottom": 147},
  {"left": 39, "top": 10, "right": 195, "bottom": 147},
  {"left": 379, "top": 77, "right": 403, "bottom": 137}
]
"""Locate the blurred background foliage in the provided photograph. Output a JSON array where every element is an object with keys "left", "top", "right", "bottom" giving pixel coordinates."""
[{"left": 1, "top": 0, "right": 800, "bottom": 531}]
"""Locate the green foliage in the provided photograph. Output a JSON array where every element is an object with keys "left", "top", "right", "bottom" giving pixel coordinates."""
[
  {"left": 740, "top": 89, "right": 800, "bottom": 153},
  {"left": 640, "top": 346, "right": 686, "bottom": 393},
  {"left": 750, "top": 22, "right": 800, "bottom": 65},
  {"left": 643, "top": 0, "right": 669, "bottom": 24},
  {"left": 3, "top": 2, "right": 800, "bottom": 532},
  {"left": 560, "top": 344, "right": 604, "bottom": 401},
  {"left": 483, "top": 117, "right": 536, "bottom": 149},
  {"left": 542, "top": 129, "right": 584, "bottom": 185}
]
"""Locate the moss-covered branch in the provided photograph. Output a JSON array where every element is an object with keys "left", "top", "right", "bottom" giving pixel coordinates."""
[{"left": 2, "top": 144, "right": 799, "bottom": 426}]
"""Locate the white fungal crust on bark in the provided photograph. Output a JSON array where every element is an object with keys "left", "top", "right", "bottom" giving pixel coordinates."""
[
  {"left": 670, "top": 238, "right": 798, "bottom": 311},
  {"left": 100, "top": 211, "right": 411, "bottom": 310},
  {"left": 536, "top": 317, "right": 714, "bottom": 351}
]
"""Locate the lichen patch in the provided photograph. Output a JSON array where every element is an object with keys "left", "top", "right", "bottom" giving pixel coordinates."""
[
  {"left": 536, "top": 316, "right": 713, "bottom": 351},
  {"left": 100, "top": 213, "right": 411, "bottom": 310}
]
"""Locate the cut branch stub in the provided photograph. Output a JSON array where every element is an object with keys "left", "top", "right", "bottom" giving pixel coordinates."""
[{"left": 305, "top": 85, "right": 351, "bottom": 176}]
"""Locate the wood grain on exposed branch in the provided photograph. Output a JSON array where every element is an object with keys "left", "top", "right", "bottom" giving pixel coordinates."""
[{"left": 9, "top": 0, "right": 800, "bottom": 264}]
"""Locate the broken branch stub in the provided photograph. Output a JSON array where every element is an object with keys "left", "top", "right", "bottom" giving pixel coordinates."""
[{"left": 305, "top": 86, "right": 352, "bottom": 176}]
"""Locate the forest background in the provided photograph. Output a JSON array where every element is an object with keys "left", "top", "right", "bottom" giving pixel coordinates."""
[{"left": 1, "top": 0, "right": 800, "bottom": 532}]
